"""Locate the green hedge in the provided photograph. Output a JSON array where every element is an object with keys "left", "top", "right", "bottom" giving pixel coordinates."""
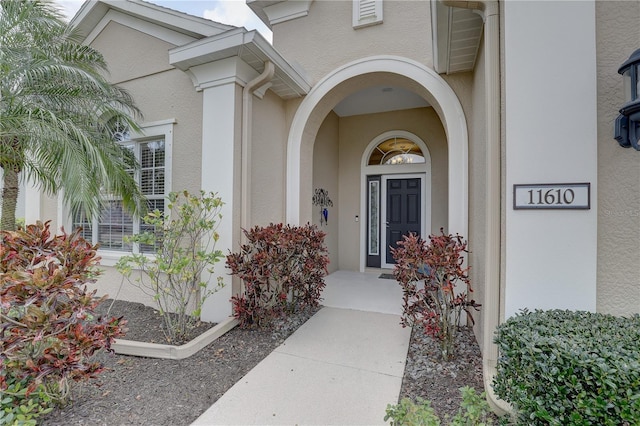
[{"left": 493, "top": 310, "right": 640, "bottom": 425}]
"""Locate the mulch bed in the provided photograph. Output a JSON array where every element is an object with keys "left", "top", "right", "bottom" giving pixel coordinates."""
[{"left": 40, "top": 300, "right": 486, "bottom": 425}]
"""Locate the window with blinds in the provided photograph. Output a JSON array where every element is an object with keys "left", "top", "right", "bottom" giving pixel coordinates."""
[
  {"left": 353, "top": 0, "right": 383, "bottom": 29},
  {"left": 73, "top": 138, "right": 167, "bottom": 253}
]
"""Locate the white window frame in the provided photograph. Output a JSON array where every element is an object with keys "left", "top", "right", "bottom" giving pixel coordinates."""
[
  {"left": 63, "top": 119, "right": 175, "bottom": 266},
  {"left": 353, "top": 0, "right": 383, "bottom": 29}
]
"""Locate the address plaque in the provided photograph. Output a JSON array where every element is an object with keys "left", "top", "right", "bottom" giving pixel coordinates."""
[{"left": 513, "top": 183, "right": 590, "bottom": 210}]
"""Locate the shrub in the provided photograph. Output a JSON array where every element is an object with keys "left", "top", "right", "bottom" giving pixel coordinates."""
[
  {"left": 493, "top": 309, "right": 640, "bottom": 425},
  {"left": 385, "top": 397, "right": 441, "bottom": 426},
  {"left": 392, "top": 230, "right": 480, "bottom": 360},
  {"left": 449, "top": 386, "right": 495, "bottom": 425},
  {"left": 384, "top": 387, "right": 494, "bottom": 425},
  {"left": 116, "top": 190, "right": 225, "bottom": 343},
  {"left": 226, "top": 223, "right": 329, "bottom": 328},
  {"left": 0, "top": 369, "right": 52, "bottom": 426},
  {"left": 0, "top": 221, "right": 125, "bottom": 405}
]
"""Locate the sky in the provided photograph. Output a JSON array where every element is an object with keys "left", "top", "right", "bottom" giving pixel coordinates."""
[{"left": 53, "top": 0, "right": 273, "bottom": 42}]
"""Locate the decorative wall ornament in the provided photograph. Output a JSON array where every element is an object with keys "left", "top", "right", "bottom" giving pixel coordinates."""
[{"left": 312, "top": 188, "right": 333, "bottom": 226}]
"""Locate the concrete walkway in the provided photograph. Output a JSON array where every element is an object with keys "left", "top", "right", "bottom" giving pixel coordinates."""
[{"left": 192, "top": 306, "right": 411, "bottom": 425}]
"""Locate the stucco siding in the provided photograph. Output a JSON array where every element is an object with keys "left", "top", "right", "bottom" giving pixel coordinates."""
[
  {"left": 251, "top": 90, "right": 288, "bottom": 226},
  {"left": 91, "top": 20, "right": 204, "bottom": 196},
  {"left": 313, "top": 112, "right": 340, "bottom": 273},
  {"left": 468, "top": 36, "right": 487, "bottom": 348},
  {"left": 85, "top": 17, "right": 205, "bottom": 310},
  {"left": 40, "top": 194, "right": 58, "bottom": 231},
  {"left": 90, "top": 21, "right": 175, "bottom": 84},
  {"left": 596, "top": 2, "right": 640, "bottom": 316},
  {"left": 338, "top": 107, "right": 448, "bottom": 271},
  {"left": 503, "top": 1, "right": 598, "bottom": 316},
  {"left": 272, "top": 0, "right": 432, "bottom": 84},
  {"left": 118, "top": 70, "right": 203, "bottom": 195}
]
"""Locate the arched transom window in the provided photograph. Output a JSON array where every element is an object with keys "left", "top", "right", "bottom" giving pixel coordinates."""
[{"left": 367, "top": 137, "right": 426, "bottom": 165}]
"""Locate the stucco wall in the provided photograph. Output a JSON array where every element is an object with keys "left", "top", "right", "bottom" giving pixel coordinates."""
[
  {"left": 468, "top": 38, "right": 487, "bottom": 348},
  {"left": 313, "top": 112, "right": 340, "bottom": 273},
  {"left": 271, "top": 0, "right": 432, "bottom": 84},
  {"left": 92, "top": 21, "right": 204, "bottom": 196},
  {"left": 84, "top": 19, "right": 205, "bottom": 309},
  {"left": 595, "top": 2, "right": 640, "bottom": 316},
  {"left": 503, "top": 1, "right": 598, "bottom": 316},
  {"left": 40, "top": 194, "right": 58, "bottom": 231},
  {"left": 118, "top": 71, "right": 203, "bottom": 195},
  {"left": 337, "top": 107, "right": 448, "bottom": 271},
  {"left": 90, "top": 21, "right": 175, "bottom": 83},
  {"left": 251, "top": 90, "right": 287, "bottom": 226}
]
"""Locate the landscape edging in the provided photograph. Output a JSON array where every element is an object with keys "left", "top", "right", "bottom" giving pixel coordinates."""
[{"left": 112, "top": 317, "right": 239, "bottom": 359}]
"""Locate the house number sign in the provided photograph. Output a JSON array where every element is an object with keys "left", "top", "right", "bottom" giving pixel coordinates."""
[{"left": 513, "top": 183, "right": 590, "bottom": 210}]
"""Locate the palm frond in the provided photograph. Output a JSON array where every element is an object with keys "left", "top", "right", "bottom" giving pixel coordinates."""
[{"left": 0, "top": 0, "right": 144, "bottom": 230}]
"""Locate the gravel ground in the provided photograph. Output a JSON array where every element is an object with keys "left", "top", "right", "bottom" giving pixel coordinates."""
[
  {"left": 399, "top": 326, "right": 486, "bottom": 420},
  {"left": 40, "top": 300, "right": 486, "bottom": 425}
]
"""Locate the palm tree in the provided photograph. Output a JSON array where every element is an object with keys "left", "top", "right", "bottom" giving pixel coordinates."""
[{"left": 0, "top": 0, "right": 144, "bottom": 231}]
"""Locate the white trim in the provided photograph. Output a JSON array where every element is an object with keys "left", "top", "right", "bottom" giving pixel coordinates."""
[
  {"left": 263, "top": 0, "right": 313, "bottom": 26},
  {"left": 169, "top": 29, "right": 310, "bottom": 98},
  {"left": 71, "top": 0, "right": 231, "bottom": 45},
  {"left": 380, "top": 173, "right": 427, "bottom": 269},
  {"left": 286, "top": 56, "right": 468, "bottom": 251},
  {"left": 83, "top": 9, "right": 200, "bottom": 47}
]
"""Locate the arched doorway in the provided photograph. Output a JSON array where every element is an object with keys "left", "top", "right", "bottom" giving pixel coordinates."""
[
  {"left": 361, "top": 131, "right": 432, "bottom": 269},
  {"left": 286, "top": 55, "right": 468, "bottom": 272}
]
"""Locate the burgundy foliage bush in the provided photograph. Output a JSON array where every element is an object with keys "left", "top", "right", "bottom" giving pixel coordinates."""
[
  {"left": 392, "top": 230, "right": 480, "bottom": 360},
  {"left": 0, "top": 221, "right": 125, "bottom": 402},
  {"left": 226, "top": 223, "right": 329, "bottom": 328}
]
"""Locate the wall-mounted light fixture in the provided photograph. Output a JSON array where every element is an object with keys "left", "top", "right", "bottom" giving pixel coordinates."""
[{"left": 614, "top": 49, "right": 640, "bottom": 150}]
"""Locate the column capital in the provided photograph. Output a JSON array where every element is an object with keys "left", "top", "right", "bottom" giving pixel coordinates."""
[{"left": 180, "top": 56, "right": 258, "bottom": 92}]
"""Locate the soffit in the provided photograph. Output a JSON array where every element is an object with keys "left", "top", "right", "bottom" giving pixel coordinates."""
[
  {"left": 431, "top": 1, "right": 484, "bottom": 74},
  {"left": 247, "top": 0, "right": 314, "bottom": 29},
  {"left": 169, "top": 29, "right": 311, "bottom": 99}
]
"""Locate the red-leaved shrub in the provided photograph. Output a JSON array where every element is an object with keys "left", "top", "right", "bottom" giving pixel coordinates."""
[
  {"left": 392, "top": 230, "right": 480, "bottom": 360},
  {"left": 226, "top": 223, "right": 329, "bottom": 328},
  {"left": 0, "top": 221, "right": 125, "bottom": 403}
]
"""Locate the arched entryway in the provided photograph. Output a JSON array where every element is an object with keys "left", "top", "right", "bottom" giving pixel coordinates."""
[{"left": 286, "top": 55, "right": 468, "bottom": 272}]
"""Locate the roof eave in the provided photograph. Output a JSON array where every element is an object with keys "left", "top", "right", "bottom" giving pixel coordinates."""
[
  {"left": 70, "top": 0, "right": 235, "bottom": 42},
  {"left": 431, "top": 0, "right": 484, "bottom": 75},
  {"left": 169, "top": 28, "right": 311, "bottom": 99}
]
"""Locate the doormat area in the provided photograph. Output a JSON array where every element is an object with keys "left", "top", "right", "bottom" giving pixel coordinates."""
[{"left": 379, "top": 273, "right": 395, "bottom": 280}]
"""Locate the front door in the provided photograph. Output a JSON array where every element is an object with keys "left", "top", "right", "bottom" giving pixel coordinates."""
[{"left": 385, "top": 177, "right": 421, "bottom": 265}]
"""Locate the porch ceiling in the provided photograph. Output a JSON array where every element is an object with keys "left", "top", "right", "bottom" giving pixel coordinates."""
[
  {"left": 333, "top": 86, "right": 429, "bottom": 117},
  {"left": 431, "top": 0, "right": 484, "bottom": 74}
]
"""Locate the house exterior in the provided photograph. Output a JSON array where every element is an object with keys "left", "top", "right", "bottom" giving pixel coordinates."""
[{"left": 14, "top": 0, "right": 640, "bottom": 406}]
